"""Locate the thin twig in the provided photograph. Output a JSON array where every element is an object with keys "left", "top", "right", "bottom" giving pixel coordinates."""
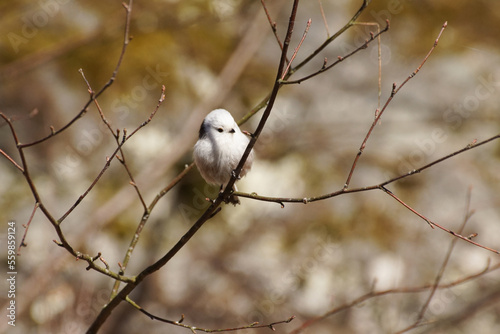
[
  {"left": 281, "top": 19, "right": 312, "bottom": 80},
  {"left": 394, "top": 188, "right": 475, "bottom": 334},
  {"left": 125, "top": 85, "right": 165, "bottom": 140},
  {"left": 17, "top": 202, "right": 39, "bottom": 255},
  {"left": 0, "top": 147, "right": 24, "bottom": 172},
  {"left": 344, "top": 21, "right": 446, "bottom": 189},
  {"left": 126, "top": 296, "right": 295, "bottom": 333},
  {"left": 235, "top": 133, "right": 500, "bottom": 254},
  {"left": 110, "top": 162, "right": 196, "bottom": 300},
  {"left": 2, "top": 104, "right": 133, "bottom": 282},
  {"left": 79, "top": 68, "right": 148, "bottom": 210},
  {"left": 58, "top": 85, "right": 164, "bottom": 224},
  {"left": 79, "top": 68, "right": 116, "bottom": 137},
  {"left": 288, "top": 0, "right": 371, "bottom": 77},
  {"left": 238, "top": 0, "right": 374, "bottom": 126},
  {"left": 381, "top": 186, "right": 499, "bottom": 255},
  {"left": 18, "top": 0, "right": 134, "bottom": 148},
  {"left": 57, "top": 135, "right": 127, "bottom": 223},
  {"left": 281, "top": 20, "right": 390, "bottom": 85},
  {"left": 318, "top": 0, "right": 330, "bottom": 38},
  {"left": 290, "top": 261, "right": 500, "bottom": 334},
  {"left": 260, "top": 0, "right": 286, "bottom": 58},
  {"left": 355, "top": 22, "right": 382, "bottom": 109}
]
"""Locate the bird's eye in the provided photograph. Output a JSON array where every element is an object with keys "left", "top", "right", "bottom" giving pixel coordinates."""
[
  {"left": 217, "top": 128, "right": 223, "bottom": 133},
  {"left": 229, "top": 128, "right": 235, "bottom": 133}
]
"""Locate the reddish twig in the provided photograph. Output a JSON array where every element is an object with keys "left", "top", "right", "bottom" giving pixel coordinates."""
[
  {"left": 0, "top": 147, "right": 23, "bottom": 172},
  {"left": 318, "top": 0, "right": 330, "bottom": 37},
  {"left": 238, "top": 0, "right": 374, "bottom": 126},
  {"left": 18, "top": 0, "right": 134, "bottom": 148},
  {"left": 344, "top": 21, "right": 447, "bottom": 189},
  {"left": 260, "top": 0, "right": 286, "bottom": 56},
  {"left": 380, "top": 186, "right": 498, "bottom": 255},
  {"left": 394, "top": 188, "right": 475, "bottom": 334},
  {"left": 288, "top": 0, "right": 371, "bottom": 77},
  {"left": 126, "top": 296, "right": 294, "bottom": 333},
  {"left": 17, "top": 202, "right": 39, "bottom": 255},
  {"left": 235, "top": 133, "right": 500, "bottom": 254},
  {"left": 79, "top": 68, "right": 148, "bottom": 211},
  {"left": 281, "top": 18, "right": 312, "bottom": 80},
  {"left": 2, "top": 103, "right": 133, "bottom": 282},
  {"left": 58, "top": 85, "right": 164, "bottom": 224},
  {"left": 282, "top": 20, "right": 390, "bottom": 85},
  {"left": 290, "top": 261, "right": 500, "bottom": 334}
]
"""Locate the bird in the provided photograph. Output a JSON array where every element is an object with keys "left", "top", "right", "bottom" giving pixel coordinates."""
[{"left": 193, "top": 109, "right": 254, "bottom": 204}]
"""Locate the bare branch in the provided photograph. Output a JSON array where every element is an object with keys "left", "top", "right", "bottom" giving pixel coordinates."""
[
  {"left": 18, "top": 0, "right": 134, "bottom": 148},
  {"left": 110, "top": 162, "right": 196, "bottom": 300},
  {"left": 87, "top": 2, "right": 302, "bottom": 332},
  {"left": 380, "top": 186, "right": 499, "bottom": 255},
  {"left": 58, "top": 85, "right": 164, "bottom": 224},
  {"left": 282, "top": 20, "right": 389, "bottom": 85},
  {"left": 288, "top": 0, "right": 371, "bottom": 76},
  {"left": 126, "top": 296, "right": 295, "bottom": 333},
  {"left": 235, "top": 133, "right": 500, "bottom": 254},
  {"left": 290, "top": 261, "right": 500, "bottom": 334},
  {"left": 17, "top": 202, "right": 39, "bottom": 255},
  {"left": 0, "top": 146, "right": 24, "bottom": 172},
  {"left": 260, "top": 0, "right": 286, "bottom": 58},
  {"left": 238, "top": 0, "right": 374, "bottom": 126},
  {"left": 394, "top": 188, "right": 475, "bottom": 334},
  {"left": 281, "top": 18, "right": 312, "bottom": 80},
  {"left": 344, "top": 21, "right": 446, "bottom": 189},
  {"left": 318, "top": 0, "right": 330, "bottom": 37}
]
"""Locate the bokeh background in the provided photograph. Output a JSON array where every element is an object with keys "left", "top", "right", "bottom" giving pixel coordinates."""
[{"left": 1, "top": 0, "right": 500, "bottom": 333}]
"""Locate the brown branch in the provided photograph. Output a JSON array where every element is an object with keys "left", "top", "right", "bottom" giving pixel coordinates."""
[
  {"left": 380, "top": 186, "right": 499, "bottom": 255},
  {"left": 281, "top": 18, "right": 312, "bottom": 80},
  {"left": 79, "top": 68, "right": 148, "bottom": 211},
  {"left": 110, "top": 162, "right": 196, "bottom": 299},
  {"left": 260, "top": 0, "right": 286, "bottom": 57},
  {"left": 86, "top": 2, "right": 302, "bottom": 332},
  {"left": 238, "top": 0, "right": 373, "bottom": 126},
  {"left": 222, "top": 0, "right": 301, "bottom": 202},
  {"left": 57, "top": 133, "right": 127, "bottom": 223},
  {"left": 17, "top": 202, "right": 39, "bottom": 255},
  {"left": 235, "top": 133, "right": 500, "bottom": 254},
  {"left": 2, "top": 106, "right": 134, "bottom": 282},
  {"left": 318, "top": 0, "right": 330, "bottom": 38},
  {"left": 126, "top": 296, "right": 294, "bottom": 333},
  {"left": 18, "top": 0, "right": 134, "bottom": 148},
  {"left": 290, "top": 261, "right": 500, "bottom": 334},
  {"left": 394, "top": 188, "right": 474, "bottom": 334},
  {"left": 288, "top": 0, "right": 371, "bottom": 77},
  {"left": 58, "top": 85, "right": 164, "bottom": 224},
  {"left": 344, "top": 21, "right": 447, "bottom": 189},
  {"left": 0, "top": 147, "right": 24, "bottom": 172},
  {"left": 236, "top": 133, "right": 500, "bottom": 203},
  {"left": 418, "top": 286, "right": 500, "bottom": 333},
  {"left": 282, "top": 20, "right": 390, "bottom": 85}
]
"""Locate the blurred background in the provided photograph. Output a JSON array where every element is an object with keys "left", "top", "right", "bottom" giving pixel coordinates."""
[{"left": 1, "top": 0, "right": 500, "bottom": 333}]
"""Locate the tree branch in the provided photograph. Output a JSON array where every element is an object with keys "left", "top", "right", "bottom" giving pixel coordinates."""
[
  {"left": 86, "top": 2, "right": 302, "bottom": 332},
  {"left": 18, "top": 0, "right": 134, "bottom": 148},
  {"left": 126, "top": 296, "right": 295, "bottom": 333}
]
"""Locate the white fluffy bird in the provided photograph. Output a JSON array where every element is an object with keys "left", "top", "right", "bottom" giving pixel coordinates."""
[{"left": 193, "top": 109, "right": 254, "bottom": 204}]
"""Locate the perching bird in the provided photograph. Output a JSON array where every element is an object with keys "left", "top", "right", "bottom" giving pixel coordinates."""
[{"left": 193, "top": 109, "right": 254, "bottom": 204}]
